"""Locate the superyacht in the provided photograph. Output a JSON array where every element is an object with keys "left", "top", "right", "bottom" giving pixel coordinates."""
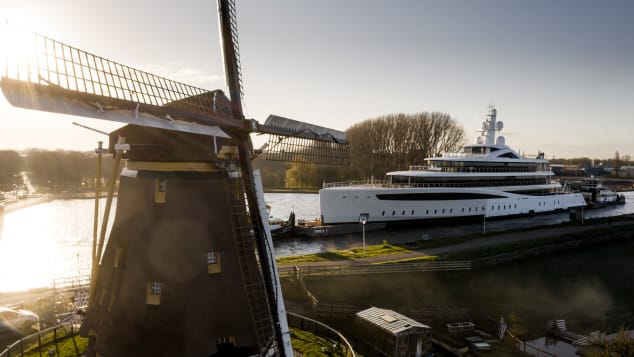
[{"left": 319, "top": 107, "right": 586, "bottom": 224}]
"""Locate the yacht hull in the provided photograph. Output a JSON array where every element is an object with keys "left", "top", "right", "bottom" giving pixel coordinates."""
[{"left": 320, "top": 186, "right": 586, "bottom": 224}]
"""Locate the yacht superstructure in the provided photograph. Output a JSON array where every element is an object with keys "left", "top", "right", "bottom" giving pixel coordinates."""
[{"left": 320, "top": 107, "right": 586, "bottom": 224}]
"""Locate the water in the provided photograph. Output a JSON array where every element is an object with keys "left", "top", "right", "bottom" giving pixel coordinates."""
[{"left": 1, "top": 191, "right": 633, "bottom": 293}]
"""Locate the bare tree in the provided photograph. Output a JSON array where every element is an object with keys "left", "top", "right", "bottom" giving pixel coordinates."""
[{"left": 346, "top": 112, "right": 465, "bottom": 177}]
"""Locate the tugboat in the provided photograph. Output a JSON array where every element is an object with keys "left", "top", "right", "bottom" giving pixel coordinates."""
[{"left": 569, "top": 178, "right": 625, "bottom": 207}]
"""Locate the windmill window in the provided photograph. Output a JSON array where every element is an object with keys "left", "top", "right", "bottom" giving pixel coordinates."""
[
  {"left": 208, "top": 251, "right": 222, "bottom": 274},
  {"left": 150, "top": 282, "right": 162, "bottom": 295},
  {"left": 207, "top": 252, "right": 218, "bottom": 264},
  {"left": 146, "top": 282, "right": 162, "bottom": 305},
  {"left": 154, "top": 179, "right": 167, "bottom": 203}
]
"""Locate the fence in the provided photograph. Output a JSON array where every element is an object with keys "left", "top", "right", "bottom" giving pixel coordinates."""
[
  {"left": 279, "top": 260, "right": 471, "bottom": 278},
  {"left": 0, "top": 323, "right": 85, "bottom": 357}
]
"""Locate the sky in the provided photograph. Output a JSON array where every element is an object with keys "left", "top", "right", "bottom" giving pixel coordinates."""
[{"left": 0, "top": 0, "right": 633, "bottom": 159}]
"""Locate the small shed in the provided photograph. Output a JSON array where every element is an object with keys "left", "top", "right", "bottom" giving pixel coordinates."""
[{"left": 355, "top": 307, "right": 431, "bottom": 357}]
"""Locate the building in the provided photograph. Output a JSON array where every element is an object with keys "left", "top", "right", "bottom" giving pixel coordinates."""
[{"left": 355, "top": 307, "right": 432, "bottom": 357}]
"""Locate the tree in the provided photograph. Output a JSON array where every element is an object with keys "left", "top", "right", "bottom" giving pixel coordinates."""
[{"left": 346, "top": 112, "right": 465, "bottom": 178}]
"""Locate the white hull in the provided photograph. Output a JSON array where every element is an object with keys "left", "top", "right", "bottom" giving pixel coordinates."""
[{"left": 319, "top": 186, "right": 586, "bottom": 224}]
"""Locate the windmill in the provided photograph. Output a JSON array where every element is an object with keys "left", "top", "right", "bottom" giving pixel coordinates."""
[{"left": 1, "top": 1, "right": 348, "bottom": 355}]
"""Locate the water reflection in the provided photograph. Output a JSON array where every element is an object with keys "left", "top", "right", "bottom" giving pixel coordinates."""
[{"left": 0, "top": 199, "right": 113, "bottom": 292}]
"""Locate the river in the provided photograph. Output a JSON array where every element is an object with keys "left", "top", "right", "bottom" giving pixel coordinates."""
[{"left": 1, "top": 191, "right": 633, "bottom": 293}]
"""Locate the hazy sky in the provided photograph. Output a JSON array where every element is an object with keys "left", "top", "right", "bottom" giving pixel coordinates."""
[{"left": 1, "top": 0, "right": 632, "bottom": 159}]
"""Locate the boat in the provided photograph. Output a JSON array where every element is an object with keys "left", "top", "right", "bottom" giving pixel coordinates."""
[
  {"left": 319, "top": 107, "right": 587, "bottom": 225},
  {"left": 293, "top": 218, "right": 386, "bottom": 237},
  {"left": 568, "top": 178, "right": 625, "bottom": 207},
  {"left": 269, "top": 211, "right": 296, "bottom": 238}
]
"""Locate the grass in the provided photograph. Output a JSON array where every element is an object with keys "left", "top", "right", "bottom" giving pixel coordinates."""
[
  {"left": 21, "top": 331, "right": 88, "bottom": 357},
  {"left": 276, "top": 243, "right": 410, "bottom": 264},
  {"left": 290, "top": 327, "right": 346, "bottom": 357}
]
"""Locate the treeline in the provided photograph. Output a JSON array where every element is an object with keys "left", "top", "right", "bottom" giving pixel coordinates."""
[
  {"left": 254, "top": 111, "right": 466, "bottom": 189},
  {"left": 346, "top": 112, "right": 465, "bottom": 178},
  {"left": 0, "top": 149, "right": 117, "bottom": 193}
]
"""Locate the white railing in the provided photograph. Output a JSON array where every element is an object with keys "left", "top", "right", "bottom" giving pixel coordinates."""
[{"left": 323, "top": 180, "right": 388, "bottom": 188}]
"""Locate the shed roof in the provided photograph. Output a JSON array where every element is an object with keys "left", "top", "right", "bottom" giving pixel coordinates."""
[{"left": 356, "top": 307, "right": 429, "bottom": 336}]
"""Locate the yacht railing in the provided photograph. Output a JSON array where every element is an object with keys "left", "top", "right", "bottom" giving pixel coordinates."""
[
  {"left": 323, "top": 180, "right": 559, "bottom": 189},
  {"left": 408, "top": 166, "right": 551, "bottom": 174},
  {"left": 441, "top": 152, "right": 488, "bottom": 158}
]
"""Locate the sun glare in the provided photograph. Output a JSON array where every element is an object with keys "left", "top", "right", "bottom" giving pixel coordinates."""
[{"left": 1, "top": 21, "right": 44, "bottom": 81}]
